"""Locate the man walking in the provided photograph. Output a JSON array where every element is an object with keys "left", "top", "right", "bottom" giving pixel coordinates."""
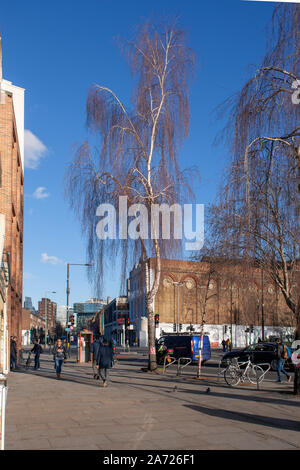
[
  {"left": 10, "top": 336, "right": 18, "bottom": 370},
  {"left": 275, "top": 338, "right": 292, "bottom": 383},
  {"left": 96, "top": 338, "right": 113, "bottom": 387},
  {"left": 91, "top": 335, "right": 101, "bottom": 379},
  {"left": 31, "top": 339, "right": 43, "bottom": 370}
]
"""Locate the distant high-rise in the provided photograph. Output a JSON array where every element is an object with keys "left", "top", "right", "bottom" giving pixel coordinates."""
[
  {"left": 57, "top": 305, "right": 73, "bottom": 327},
  {"left": 38, "top": 298, "right": 57, "bottom": 330},
  {"left": 73, "top": 299, "right": 107, "bottom": 330}
]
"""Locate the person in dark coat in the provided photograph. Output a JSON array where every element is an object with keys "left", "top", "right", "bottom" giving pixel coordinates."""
[
  {"left": 31, "top": 339, "right": 43, "bottom": 370},
  {"left": 96, "top": 338, "right": 113, "bottom": 387},
  {"left": 10, "top": 336, "right": 18, "bottom": 370},
  {"left": 91, "top": 335, "right": 101, "bottom": 379}
]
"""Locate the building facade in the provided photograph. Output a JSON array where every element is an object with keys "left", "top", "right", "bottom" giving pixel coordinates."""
[
  {"left": 128, "top": 258, "right": 297, "bottom": 347},
  {"left": 21, "top": 308, "right": 46, "bottom": 345},
  {"left": 73, "top": 299, "right": 107, "bottom": 331},
  {"left": 0, "top": 49, "right": 25, "bottom": 350},
  {"left": 38, "top": 298, "right": 57, "bottom": 332},
  {"left": 57, "top": 305, "right": 73, "bottom": 327},
  {"left": 103, "top": 297, "right": 130, "bottom": 346}
]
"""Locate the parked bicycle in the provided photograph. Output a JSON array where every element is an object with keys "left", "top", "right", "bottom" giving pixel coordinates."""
[{"left": 224, "top": 355, "right": 268, "bottom": 387}]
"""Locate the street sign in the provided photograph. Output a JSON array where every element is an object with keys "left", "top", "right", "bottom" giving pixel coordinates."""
[{"left": 65, "top": 328, "right": 71, "bottom": 332}]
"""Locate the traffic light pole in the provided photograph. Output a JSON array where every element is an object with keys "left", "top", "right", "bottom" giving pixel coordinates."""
[{"left": 66, "top": 263, "right": 91, "bottom": 358}]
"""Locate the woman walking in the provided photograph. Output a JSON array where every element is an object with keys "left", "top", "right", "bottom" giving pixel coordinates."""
[{"left": 53, "top": 338, "right": 67, "bottom": 379}]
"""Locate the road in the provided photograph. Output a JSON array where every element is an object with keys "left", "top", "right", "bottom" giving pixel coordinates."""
[{"left": 3, "top": 347, "right": 300, "bottom": 450}]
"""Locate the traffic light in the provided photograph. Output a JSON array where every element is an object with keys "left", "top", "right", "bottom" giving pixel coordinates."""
[
  {"left": 173, "top": 323, "right": 176, "bottom": 332},
  {"left": 179, "top": 323, "right": 182, "bottom": 331},
  {"left": 250, "top": 325, "right": 254, "bottom": 333},
  {"left": 224, "top": 326, "right": 228, "bottom": 333},
  {"left": 126, "top": 316, "right": 130, "bottom": 327},
  {"left": 70, "top": 315, "right": 75, "bottom": 325},
  {"left": 155, "top": 314, "right": 159, "bottom": 326}
]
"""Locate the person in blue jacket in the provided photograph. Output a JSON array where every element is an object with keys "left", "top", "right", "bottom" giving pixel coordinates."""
[{"left": 96, "top": 338, "right": 113, "bottom": 387}]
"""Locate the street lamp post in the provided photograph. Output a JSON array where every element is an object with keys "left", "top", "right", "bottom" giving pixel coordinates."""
[
  {"left": 44, "top": 290, "right": 56, "bottom": 353},
  {"left": 66, "top": 263, "right": 92, "bottom": 356},
  {"left": 166, "top": 280, "right": 184, "bottom": 333}
]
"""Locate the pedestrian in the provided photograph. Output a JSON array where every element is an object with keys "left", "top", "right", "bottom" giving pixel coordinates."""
[
  {"left": 275, "top": 338, "right": 292, "bottom": 383},
  {"left": 31, "top": 339, "right": 43, "bottom": 370},
  {"left": 109, "top": 338, "right": 117, "bottom": 366},
  {"left": 96, "top": 338, "right": 113, "bottom": 387},
  {"left": 10, "top": 336, "right": 18, "bottom": 370},
  {"left": 225, "top": 338, "right": 230, "bottom": 352},
  {"left": 52, "top": 338, "right": 67, "bottom": 379},
  {"left": 91, "top": 335, "right": 101, "bottom": 379},
  {"left": 221, "top": 339, "right": 227, "bottom": 352}
]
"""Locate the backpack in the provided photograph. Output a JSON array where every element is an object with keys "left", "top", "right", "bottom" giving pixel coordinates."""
[{"left": 281, "top": 344, "right": 288, "bottom": 360}]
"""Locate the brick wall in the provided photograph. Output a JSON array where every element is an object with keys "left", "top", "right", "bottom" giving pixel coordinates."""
[
  {"left": 0, "top": 92, "right": 23, "bottom": 348},
  {"left": 146, "top": 258, "right": 297, "bottom": 328}
]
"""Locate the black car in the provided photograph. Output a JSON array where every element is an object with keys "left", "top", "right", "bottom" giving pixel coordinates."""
[{"left": 221, "top": 342, "right": 294, "bottom": 371}]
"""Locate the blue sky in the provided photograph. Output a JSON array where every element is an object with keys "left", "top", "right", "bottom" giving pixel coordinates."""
[{"left": 1, "top": 0, "right": 275, "bottom": 309}]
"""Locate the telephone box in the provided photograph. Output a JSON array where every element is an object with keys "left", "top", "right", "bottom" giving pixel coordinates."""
[{"left": 77, "top": 330, "right": 93, "bottom": 363}]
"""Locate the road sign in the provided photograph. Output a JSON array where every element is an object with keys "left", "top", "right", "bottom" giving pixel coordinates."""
[{"left": 65, "top": 328, "right": 71, "bottom": 332}]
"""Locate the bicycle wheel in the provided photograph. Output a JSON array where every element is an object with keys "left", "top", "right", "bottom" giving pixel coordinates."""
[
  {"left": 247, "top": 365, "right": 264, "bottom": 384},
  {"left": 224, "top": 365, "right": 241, "bottom": 386}
]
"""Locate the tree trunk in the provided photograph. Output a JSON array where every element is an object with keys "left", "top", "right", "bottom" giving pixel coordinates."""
[
  {"left": 145, "top": 257, "right": 160, "bottom": 372},
  {"left": 147, "top": 297, "right": 157, "bottom": 371}
]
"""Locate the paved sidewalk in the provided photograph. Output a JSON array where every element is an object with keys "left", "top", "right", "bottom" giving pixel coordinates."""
[{"left": 4, "top": 350, "right": 300, "bottom": 450}]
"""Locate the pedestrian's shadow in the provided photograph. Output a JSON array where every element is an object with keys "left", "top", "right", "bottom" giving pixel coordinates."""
[{"left": 183, "top": 403, "right": 300, "bottom": 432}]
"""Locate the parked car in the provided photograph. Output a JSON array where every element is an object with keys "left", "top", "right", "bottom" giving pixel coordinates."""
[
  {"left": 156, "top": 334, "right": 211, "bottom": 365},
  {"left": 221, "top": 342, "right": 293, "bottom": 371}
]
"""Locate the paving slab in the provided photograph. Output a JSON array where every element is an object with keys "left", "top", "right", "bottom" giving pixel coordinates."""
[{"left": 3, "top": 350, "right": 300, "bottom": 450}]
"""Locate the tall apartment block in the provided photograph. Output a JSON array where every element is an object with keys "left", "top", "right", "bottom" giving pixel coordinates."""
[
  {"left": 38, "top": 298, "right": 57, "bottom": 332},
  {"left": 0, "top": 36, "right": 25, "bottom": 347}
]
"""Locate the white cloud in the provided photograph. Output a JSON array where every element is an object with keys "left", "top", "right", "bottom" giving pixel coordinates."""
[
  {"left": 33, "top": 187, "right": 50, "bottom": 199},
  {"left": 41, "top": 253, "right": 62, "bottom": 265},
  {"left": 23, "top": 272, "right": 36, "bottom": 280},
  {"left": 24, "top": 129, "right": 47, "bottom": 169}
]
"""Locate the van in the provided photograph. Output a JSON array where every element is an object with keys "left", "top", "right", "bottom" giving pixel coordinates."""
[{"left": 156, "top": 334, "right": 211, "bottom": 365}]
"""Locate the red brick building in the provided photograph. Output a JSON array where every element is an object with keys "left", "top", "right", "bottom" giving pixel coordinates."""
[
  {"left": 38, "top": 298, "right": 57, "bottom": 332},
  {"left": 129, "top": 258, "right": 297, "bottom": 347},
  {"left": 0, "top": 40, "right": 25, "bottom": 349}
]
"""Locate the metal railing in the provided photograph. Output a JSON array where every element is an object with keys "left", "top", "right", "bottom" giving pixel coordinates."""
[{"left": 162, "top": 355, "right": 192, "bottom": 376}]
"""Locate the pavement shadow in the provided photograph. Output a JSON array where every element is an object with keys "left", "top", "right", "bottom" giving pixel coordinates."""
[
  {"left": 179, "top": 387, "right": 299, "bottom": 408},
  {"left": 184, "top": 404, "right": 300, "bottom": 432}
]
